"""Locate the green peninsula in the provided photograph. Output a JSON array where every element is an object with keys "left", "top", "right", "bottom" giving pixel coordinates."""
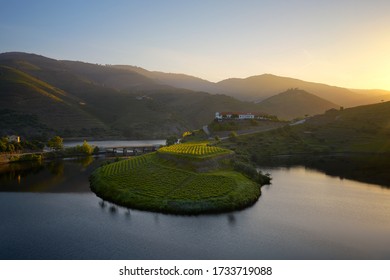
[{"left": 90, "top": 143, "right": 263, "bottom": 214}]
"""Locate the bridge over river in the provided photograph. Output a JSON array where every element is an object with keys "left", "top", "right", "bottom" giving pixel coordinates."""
[{"left": 104, "top": 144, "right": 160, "bottom": 155}]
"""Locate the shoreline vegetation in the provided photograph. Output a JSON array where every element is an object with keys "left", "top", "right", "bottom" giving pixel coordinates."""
[
  {"left": 90, "top": 142, "right": 269, "bottom": 215},
  {"left": 0, "top": 136, "right": 98, "bottom": 164}
]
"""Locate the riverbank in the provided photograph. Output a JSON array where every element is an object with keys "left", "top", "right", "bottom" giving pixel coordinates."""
[
  {"left": 0, "top": 150, "right": 99, "bottom": 164},
  {"left": 0, "top": 152, "right": 43, "bottom": 164}
]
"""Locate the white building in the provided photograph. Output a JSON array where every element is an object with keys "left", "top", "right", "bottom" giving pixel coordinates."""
[
  {"left": 8, "top": 135, "right": 20, "bottom": 143},
  {"left": 215, "top": 112, "right": 267, "bottom": 120}
]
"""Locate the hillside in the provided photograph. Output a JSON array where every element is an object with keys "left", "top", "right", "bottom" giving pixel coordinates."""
[
  {"left": 2, "top": 52, "right": 389, "bottom": 139},
  {"left": 112, "top": 65, "right": 218, "bottom": 93},
  {"left": 0, "top": 52, "right": 273, "bottom": 138},
  {"left": 0, "top": 65, "right": 109, "bottom": 137},
  {"left": 256, "top": 88, "right": 339, "bottom": 120},
  {"left": 118, "top": 68, "right": 390, "bottom": 107},
  {"left": 222, "top": 101, "right": 390, "bottom": 159},
  {"left": 220, "top": 101, "right": 390, "bottom": 187},
  {"left": 216, "top": 74, "right": 373, "bottom": 106}
]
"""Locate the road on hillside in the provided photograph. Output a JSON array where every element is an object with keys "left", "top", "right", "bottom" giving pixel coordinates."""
[
  {"left": 218, "top": 126, "right": 284, "bottom": 140},
  {"left": 204, "top": 122, "right": 287, "bottom": 141},
  {"left": 202, "top": 125, "right": 210, "bottom": 136}
]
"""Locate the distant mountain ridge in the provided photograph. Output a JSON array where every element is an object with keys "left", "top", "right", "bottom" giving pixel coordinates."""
[
  {"left": 1, "top": 52, "right": 389, "bottom": 138},
  {"left": 0, "top": 52, "right": 268, "bottom": 138},
  {"left": 114, "top": 64, "right": 390, "bottom": 106}
]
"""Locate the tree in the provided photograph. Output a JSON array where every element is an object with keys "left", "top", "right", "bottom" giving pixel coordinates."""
[
  {"left": 0, "top": 140, "right": 6, "bottom": 152},
  {"left": 47, "top": 136, "right": 64, "bottom": 151},
  {"left": 78, "top": 140, "right": 93, "bottom": 155},
  {"left": 166, "top": 135, "right": 178, "bottom": 146}
]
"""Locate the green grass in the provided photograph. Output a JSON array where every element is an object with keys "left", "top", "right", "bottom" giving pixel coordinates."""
[{"left": 90, "top": 152, "right": 260, "bottom": 214}]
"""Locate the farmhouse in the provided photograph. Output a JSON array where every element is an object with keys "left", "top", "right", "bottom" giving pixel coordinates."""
[
  {"left": 215, "top": 112, "right": 271, "bottom": 121},
  {"left": 7, "top": 135, "right": 20, "bottom": 143}
]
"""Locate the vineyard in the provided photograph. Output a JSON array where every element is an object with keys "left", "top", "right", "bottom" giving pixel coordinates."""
[
  {"left": 158, "top": 143, "right": 231, "bottom": 158},
  {"left": 100, "top": 153, "right": 152, "bottom": 176},
  {"left": 90, "top": 150, "right": 261, "bottom": 214}
]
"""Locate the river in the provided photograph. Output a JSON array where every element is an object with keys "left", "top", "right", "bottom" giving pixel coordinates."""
[{"left": 0, "top": 150, "right": 389, "bottom": 259}]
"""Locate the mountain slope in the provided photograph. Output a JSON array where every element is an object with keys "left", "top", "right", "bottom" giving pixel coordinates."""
[
  {"left": 2, "top": 52, "right": 389, "bottom": 139},
  {"left": 112, "top": 65, "right": 218, "bottom": 93},
  {"left": 61, "top": 61, "right": 162, "bottom": 91},
  {"left": 0, "top": 65, "right": 109, "bottom": 136},
  {"left": 256, "top": 88, "right": 339, "bottom": 120},
  {"left": 224, "top": 101, "right": 390, "bottom": 159},
  {"left": 112, "top": 66, "right": 390, "bottom": 107},
  {"left": 0, "top": 52, "right": 274, "bottom": 138},
  {"left": 216, "top": 74, "right": 362, "bottom": 105}
]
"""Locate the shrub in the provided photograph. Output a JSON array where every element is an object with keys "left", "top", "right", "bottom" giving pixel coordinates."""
[
  {"left": 233, "top": 160, "right": 271, "bottom": 186},
  {"left": 166, "top": 135, "right": 178, "bottom": 146},
  {"left": 229, "top": 131, "right": 238, "bottom": 141},
  {"left": 47, "top": 136, "right": 64, "bottom": 151},
  {"left": 233, "top": 161, "right": 258, "bottom": 181}
]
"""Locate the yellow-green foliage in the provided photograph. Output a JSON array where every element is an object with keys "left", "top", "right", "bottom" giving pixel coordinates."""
[
  {"left": 90, "top": 152, "right": 260, "bottom": 214},
  {"left": 182, "top": 131, "right": 192, "bottom": 137},
  {"left": 158, "top": 143, "right": 231, "bottom": 158}
]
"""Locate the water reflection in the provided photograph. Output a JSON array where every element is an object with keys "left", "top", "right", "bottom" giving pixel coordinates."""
[
  {"left": 79, "top": 156, "right": 94, "bottom": 168},
  {"left": 125, "top": 208, "right": 131, "bottom": 219},
  {"left": 1, "top": 164, "right": 389, "bottom": 259},
  {"left": 109, "top": 205, "right": 118, "bottom": 214},
  {"left": 0, "top": 156, "right": 105, "bottom": 193},
  {"left": 47, "top": 161, "right": 64, "bottom": 176},
  {"left": 256, "top": 154, "right": 390, "bottom": 188},
  {"left": 98, "top": 200, "right": 134, "bottom": 221},
  {"left": 0, "top": 161, "right": 44, "bottom": 184},
  {"left": 99, "top": 200, "right": 107, "bottom": 209},
  {"left": 227, "top": 214, "right": 236, "bottom": 226}
]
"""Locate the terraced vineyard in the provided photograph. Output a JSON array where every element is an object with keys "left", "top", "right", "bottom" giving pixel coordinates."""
[
  {"left": 158, "top": 143, "right": 231, "bottom": 158},
  {"left": 100, "top": 154, "right": 152, "bottom": 176},
  {"left": 90, "top": 149, "right": 260, "bottom": 214}
]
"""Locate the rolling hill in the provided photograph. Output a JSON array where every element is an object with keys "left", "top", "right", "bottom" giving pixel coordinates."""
[
  {"left": 195, "top": 74, "right": 390, "bottom": 106},
  {"left": 0, "top": 52, "right": 274, "bottom": 138},
  {"left": 255, "top": 88, "right": 339, "bottom": 120},
  {"left": 112, "top": 65, "right": 218, "bottom": 93},
  {"left": 1, "top": 52, "right": 389, "bottom": 139},
  {"left": 0, "top": 65, "right": 110, "bottom": 136},
  {"left": 220, "top": 101, "right": 390, "bottom": 187},
  {"left": 223, "top": 101, "right": 390, "bottom": 159},
  {"left": 115, "top": 67, "right": 390, "bottom": 107}
]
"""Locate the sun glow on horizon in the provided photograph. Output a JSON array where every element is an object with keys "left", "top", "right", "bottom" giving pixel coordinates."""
[{"left": 1, "top": 0, "right": 390, "bottom": 91}]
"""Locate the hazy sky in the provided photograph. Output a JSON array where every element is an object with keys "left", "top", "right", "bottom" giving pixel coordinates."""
[{"left": 1, "top": 0, "right": 390, "bottom": 89}]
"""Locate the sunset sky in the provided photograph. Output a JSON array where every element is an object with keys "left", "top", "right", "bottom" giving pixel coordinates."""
[{"left": 1, "top": 0, "right": 390, "bottom": 90}]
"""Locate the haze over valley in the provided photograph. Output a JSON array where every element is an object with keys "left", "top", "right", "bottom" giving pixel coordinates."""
[{"left": 1, "top": 52, "right": 389, "bottom": 138}]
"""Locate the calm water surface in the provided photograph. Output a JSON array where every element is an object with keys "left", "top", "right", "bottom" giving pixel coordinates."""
[{"left": 0, "top": 153, "right": 389, "bottom": 259}]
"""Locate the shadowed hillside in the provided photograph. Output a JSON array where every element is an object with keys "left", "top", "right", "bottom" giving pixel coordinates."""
[
  {"left": 114, "top": 66, "right": 390, "bottom": 107},
  {"left": 0, "top": 65, "right": 109, "bottom": 136},
  {"left": 2, "top": 52, "right": 389, "bottom": 139},
  {"left": 0, "top": 53, "right": 274, "bottom": 138},
  {"left": 256, "top": 88, "right": 339, "bottom": 120},
  {"left": 222, "top": 101, "right": 390, "bottom": 159},
  {"left": 215, "top": 74, "right": 372, "bottom": 106},
  {"left": 113, "top": 65, "right": 218, "bottom": 93}
]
